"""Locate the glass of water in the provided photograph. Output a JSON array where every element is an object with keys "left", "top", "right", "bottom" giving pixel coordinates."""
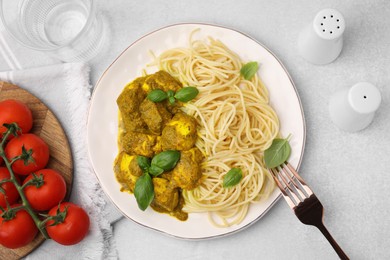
[{"left": 0, "top": 0, "right": 106, "bottom": 62}]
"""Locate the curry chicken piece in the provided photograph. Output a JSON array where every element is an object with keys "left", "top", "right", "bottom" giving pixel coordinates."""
[
  {"left": 161, "top": 112, "right": 198, "bottom": 151},
  {"left": 120, "top": 131, "right": 159, "bottom": 157},
  {"left": 139, "top": 99, "right": 172, "bottom": 135},
  {"left": 116, "top": 77, "right": 148, "bottom": 133},
  {"left": 143, "top": 70, "right": 182, "bottom": 93},
  {"left": 171, "top": 148, "right": 203, "bottom": 190},
  {"left": 114, "top": 152, "right": 143, "bottom": 193},
  {"left": 151, "top": 178, "right": 179, "bottom": 212}
]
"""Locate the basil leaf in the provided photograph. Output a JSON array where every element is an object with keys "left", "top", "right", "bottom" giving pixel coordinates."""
[
  {"left": 174, "top": 87, "right": 199, "bottom": 102},
  {"left": 169, "top": 96, "right": 175, "bottom": 105},
  {"left": 223, "top": 168, "right": 243, "bottom": 188},
  {"left": 240, "top": 61, "right": 259, "bottom": 80},
  {"left": 264, "top": 137, "right": 291, "bottom": 168},
  {"left": 137, "top": 156, "right": 151, "bottom": 172},
  {"left": 149, "top": 165, "right": 164, "bottom": 176},
  {"left": 151, "top": 150, "right": 180, "bottom": 171},
  {"left": 147, "top": 89, "right": 168, "bottom": 103},
  {"left": 167, "top": 90, "right": 175, "bottom": 98},
  {"left": 134, "top": 173, "right": 154, "bottom": 211}
]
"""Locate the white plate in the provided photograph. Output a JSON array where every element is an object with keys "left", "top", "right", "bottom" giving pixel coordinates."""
[{"left": 87, "top": 23, "right": 306, "bottom": 239}]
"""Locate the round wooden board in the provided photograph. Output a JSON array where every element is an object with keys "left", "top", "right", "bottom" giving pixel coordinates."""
[{"left": 0, "top": 81, "right": 73, "bottom": 259}]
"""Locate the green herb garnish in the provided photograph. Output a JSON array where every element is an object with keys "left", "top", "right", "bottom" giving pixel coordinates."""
[
  {"left": 240, "top": 61, "right": 259, "bottom": 80},
  {"left": 151, "top": 150, "right": 180, "bottom": 172},
  {"left": 148, "top": 165, "right": 164, "bottom": 177},
  {"left": 174, "top": 87, "right": 199, "bottom": 102},
  {"left": 147, "top": 89, "right": 168, "bottom": 102},
  {"left": 134, "top": 173, "right": 154, "bottom": 211},
  {"left": 264, "top": 135, "right": 292, "bottom": 168},
  {"left": 135, "top": 150, "right": 181, "bottom": 210},
  {"left": 147, "top": 87, "right": 199, "bottom": 104},
  {"left": 223, "top": 168, "right": 243, "bottom": 188},
  {"left": 167, "top": 90, "right": 176, "bottom": 104},
  {"left": 137, "top": 156, "right": 151, "bottom": 172}
]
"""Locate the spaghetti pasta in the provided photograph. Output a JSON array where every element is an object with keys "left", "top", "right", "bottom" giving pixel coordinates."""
[{"left": 150, "top": 31, "right": 279, "bottom": 227}]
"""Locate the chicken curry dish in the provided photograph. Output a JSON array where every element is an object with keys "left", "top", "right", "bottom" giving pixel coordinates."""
[{"left": 114, "top": 70, "right": 203, "bottom": 221}]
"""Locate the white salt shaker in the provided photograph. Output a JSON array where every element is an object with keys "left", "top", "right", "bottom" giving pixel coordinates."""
[
  {"left": 298, "top": 9, "right": 345, "bottom": 65},
  {"left": 329, "top": 82, "right": 381, "bottom": 132}
]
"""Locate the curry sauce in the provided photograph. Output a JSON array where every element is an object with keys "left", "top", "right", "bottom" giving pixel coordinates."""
[{"left": 114, "top": 71, "right": 203, "bottom": 220}]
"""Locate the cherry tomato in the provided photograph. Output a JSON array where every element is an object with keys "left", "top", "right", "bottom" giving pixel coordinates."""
[
  {"left": 5, "top": 133, "right": 49, "bottom": 175},
  {"left": 23, "top": 169, "right": 66, "bottom": 211},
  {"left": 0, "top": 205, "right": 38, "bottom": 249},
  {"left": 0, "top": 167, "right": 20, "bottom": 208},
  {"left": 0, "top": 99, "right": 33, "bottom": 139},
  {"left": 0, "top": 156, "right": 3, "bottom": 166},
  {"left": 46, "top": 202, "right": 90, "bottom": 245}
]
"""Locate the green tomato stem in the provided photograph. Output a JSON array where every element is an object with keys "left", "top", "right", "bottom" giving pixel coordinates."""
[
  {"left": 0, "top": 131, "right": 10, "bottom": 148},
  {"left": 21, "top": 179, "right": 34, "bottom": 190},
  {"left": 9, "top": 155, "right": 22, "bottom": 165},
  {"left": 8, "top": 204, "right": 25, "bottom": 212},
  {"left": 0, "top": 178, "right": 12, "bottom": 185},
  {"left": 38, "top": 215, "right": 54, "bottom": 229},
  {"left": 0, "top": 130, "right": 50, "bottom": 239}
]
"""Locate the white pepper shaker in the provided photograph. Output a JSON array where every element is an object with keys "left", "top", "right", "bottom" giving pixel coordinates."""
[
  {"left": 329, "top": 82, "right": 381, "bottom": 132},
  {"left": 298, "top": 9, "right": 345, "bottom": 65}
]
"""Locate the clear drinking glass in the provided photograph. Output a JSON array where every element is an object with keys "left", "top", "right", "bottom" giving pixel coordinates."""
[{"left": 0, "top": 0, "right": 106, "bottom": 62}]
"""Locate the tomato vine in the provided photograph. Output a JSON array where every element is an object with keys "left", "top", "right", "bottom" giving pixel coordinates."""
[{"left": 0, "top": 123, "right": 51, "bottom": 239}]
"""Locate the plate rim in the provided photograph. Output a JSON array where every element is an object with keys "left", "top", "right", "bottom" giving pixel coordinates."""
[{"left": 87, "top": 22, "right": 306, "bottom": 240}]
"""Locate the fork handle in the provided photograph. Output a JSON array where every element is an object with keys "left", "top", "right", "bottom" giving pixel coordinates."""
[{"left": 316, "top": 223, "right": 349, "bottom": 260}]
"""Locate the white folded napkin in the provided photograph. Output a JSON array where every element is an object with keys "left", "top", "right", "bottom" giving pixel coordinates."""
[{"left": 0, "top": 63, "right": 121, "bottom": 259}]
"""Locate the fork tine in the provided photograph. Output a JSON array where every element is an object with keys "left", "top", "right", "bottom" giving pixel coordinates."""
[
  {"left": 280, "top": 165, "right": 307, "bottom": 200},
  {"left": 270, "top": 168, "right": 296, "bottom": 209},
  {"left": 277, "top": 167, "right": 302, "bottom": 204},
  {"left": 285, "top": 162, "right": 313, "bottom": 197}
]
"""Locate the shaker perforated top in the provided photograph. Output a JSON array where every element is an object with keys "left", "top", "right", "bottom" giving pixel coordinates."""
[
  {"left": 348, "top": 82, "right": 381, "bottom": 114},
  {"left": 313, "top": 9, "right": 345, "bottom": 40}
]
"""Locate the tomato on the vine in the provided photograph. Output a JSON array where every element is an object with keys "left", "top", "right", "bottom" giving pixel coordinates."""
[
  {"left": 23, "top": 169, "right": 66, "bottom": 211},
  {"left": 46, "top": 202, "right": 89, "bottom": 245},
  {"left": 0, "top": 99, "right": 33, "bottom": 139},
  {"left": 0, "top": 167, "right": 20, "bottom": 208},
  {"left": 0, "top": 205, "right": 38, "bottom": 249},
  {"left": 5, "top": 133, "right": 49, "bottom": 175}
]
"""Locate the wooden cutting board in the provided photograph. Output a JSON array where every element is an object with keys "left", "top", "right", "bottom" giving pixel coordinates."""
[{"left": 0, "top": 81, "right": 73, "bottom": 259}]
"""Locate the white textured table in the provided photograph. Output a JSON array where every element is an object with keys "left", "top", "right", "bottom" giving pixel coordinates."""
[{"left": 3, "top": 0, "right": 390, "bottom": 259}]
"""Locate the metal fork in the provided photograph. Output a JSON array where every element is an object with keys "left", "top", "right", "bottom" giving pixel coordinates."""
[{"left": 270, "top": 162, "right": 349, "bottom": 260}]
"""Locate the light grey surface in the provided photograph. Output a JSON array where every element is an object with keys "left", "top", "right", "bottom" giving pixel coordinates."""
[
  {"left": 100, "top": 1, "right": 390, "bottom": 259},
  {"left": 2, "top": 0, "right": 390, "bottom": 259}
]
